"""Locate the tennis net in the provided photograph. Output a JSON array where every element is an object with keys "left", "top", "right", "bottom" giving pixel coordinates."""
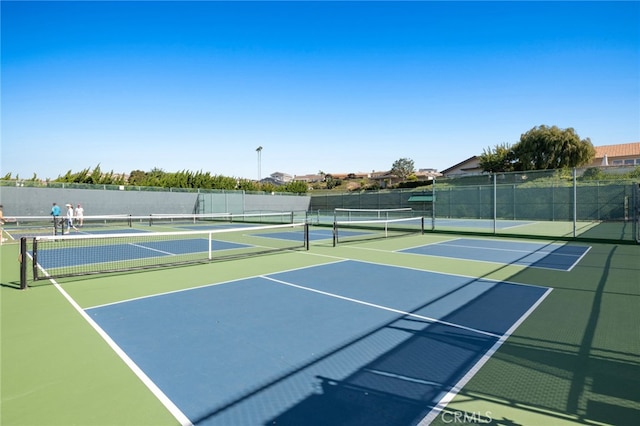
[
  {"left": 3, "top": 215, "right": 134, "bottom": 238},
  {"left": 333, "top": 216, "right": 424, "bottom": 246},
  {"left": 148, "top": 211, "right": 296, "bottom": 227},
  {"left": 333, "top": 208, "right": 414, "bottom": 222},
  {"left": 22, "top": 222, "right": 308, "bottom": 285},
  {"left": 5, "top": 212, "right": 298, "bottom": 239}
]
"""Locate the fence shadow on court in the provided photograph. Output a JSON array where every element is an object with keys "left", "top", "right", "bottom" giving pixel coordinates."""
[
  {"left": 190, "top": 271, "right": 506, "bottom": 425},
  {"left": 189, "top": 242, "right": 639, "bottom": 426},
  {"left": 189, "top": 243, "right": 554, "bottom": 424},
  {"left": 433, "top": 244, "right": 639, "bottom": 426}
]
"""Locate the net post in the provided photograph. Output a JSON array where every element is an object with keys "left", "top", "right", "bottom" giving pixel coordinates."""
[
  {"left": 332, "top": 221, "right": 337, "bottom": 247},
  {"left": 32, "top": 238, "right": 39, "bottom": 281},
  {"left": 128, "top": 214, "right": 132, "bottom": 227},
  {"left": 305, "top": 223, "right": 309, "bottom": 250},
  {"left": 421, "top": 216, "right": 425, "bottom": 235},
  {"left": 19, "top": 237, "right": 28, "bottom": 289}
]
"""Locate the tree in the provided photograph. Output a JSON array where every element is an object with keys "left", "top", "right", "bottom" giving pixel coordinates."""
[
  {"left": 237, "top": 179, "right": 258, "bottom": 191},
  {"left": 283, "top": 180, "right": 308, "bottom": 194},
  {"left": 390, "top": 158, "right": 415, "bottom": 181},
  {"left": 325, "top": 174, "right": 341, "bottom": 189},
  {"left": 89, "top": 164, "right": 102, "bottom": 184},
  {"left": 128, "top": 170, "right": 146, "bottom": 186},
  {"left": 514, "top": 125, "right": 595, "bottom": 170},
  {"left": 479, "top": 143, "right": 517, "bottom": 173}
]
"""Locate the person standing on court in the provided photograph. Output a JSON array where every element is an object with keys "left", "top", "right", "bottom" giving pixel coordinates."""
[
  {"left": 75, "top": 204, "right": 84, "bottom": 227},
  {"left": 65, "top": 203, "right": 77, "bottom": 233},
  {"left": 51, "top": 202, "right": 62, "bottom": 234},
  {"left": 51, "top": 202, "right": 61, "bottom": 217}
]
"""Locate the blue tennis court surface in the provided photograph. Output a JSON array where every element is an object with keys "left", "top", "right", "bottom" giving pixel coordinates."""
[
  {"left": 86, "top": 260, "right": 550, "bottom": 425},
  {"left": 400, "top": 238, "right": 590, "bottom": 271}
]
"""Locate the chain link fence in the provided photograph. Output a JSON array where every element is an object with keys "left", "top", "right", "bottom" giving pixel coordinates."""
[{"left": 309, "top": 166, "right": 639, "bottom": 243}]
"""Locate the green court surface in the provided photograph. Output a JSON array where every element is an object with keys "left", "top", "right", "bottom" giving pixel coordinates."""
[{"left": 1, "top": 229, "right": 639, "bottom": 426}]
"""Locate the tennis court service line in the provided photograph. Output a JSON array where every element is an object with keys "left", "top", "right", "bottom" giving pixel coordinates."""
[
  {"left": 261, "top": 275, "right": 501, "bottom": 339},
  {"left": 129, "top": 242, "right": 177, "bottom": 256}
]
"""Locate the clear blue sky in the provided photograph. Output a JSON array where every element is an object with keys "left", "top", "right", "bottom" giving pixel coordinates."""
[{"left": 2, "top": 1, "right": 639, "bottom": 181}]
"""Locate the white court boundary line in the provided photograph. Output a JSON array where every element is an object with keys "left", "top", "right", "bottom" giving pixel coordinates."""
[
  {"left": 567, "top": 245, "right": 592, "bottom": 272},
  {"left": 418, "top": 286, "right": 554, "bottom": 425},
  {"left": 40, "top": 269, "right": 193, "bottom": 426}
]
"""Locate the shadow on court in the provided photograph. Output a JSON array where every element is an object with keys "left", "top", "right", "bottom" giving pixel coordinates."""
[
  {"left": 184, "top": 273, "right": 545, "bottom": 425},
  {"left": 426, "top": 244, "right": 640, "bottom": 426}
]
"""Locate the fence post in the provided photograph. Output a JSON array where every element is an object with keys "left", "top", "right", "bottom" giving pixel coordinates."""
[
  {"left": 432, "top": 176, "right": 436, "bottom": 231},
  {"left": 573, "top": 168, "right": 577, "bottom": 238},
  {"left": 493, "top": 174, "right": 497, "bottom": 234}
]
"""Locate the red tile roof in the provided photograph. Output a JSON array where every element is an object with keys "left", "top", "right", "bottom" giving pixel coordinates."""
[{"left": 594, "top": 142, "right": 640, "bottom": 158}]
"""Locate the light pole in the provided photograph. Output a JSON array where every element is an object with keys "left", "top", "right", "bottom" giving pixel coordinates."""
[{"left": 256, "top": 146, "right": 263, "bottom": 181}]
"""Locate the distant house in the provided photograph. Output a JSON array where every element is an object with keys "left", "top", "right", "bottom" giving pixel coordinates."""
[
  {"left": 294, "top": 173, "right": 324, "bottom": 183},
  {"left": 416, "top": 168, "right": 441, "bottom": 181},
  {"left": 261, "top": 172, "right": 293, "bottom": 185},
  {"left": 369, "top": 169, "right": 441, "bottom": 188},
  {"left": 369, "top": 171, "right": 400, "bottom": 188},
  {"left": 438, "top": 142, "right": 640, "bottom": 178},
  {"left": 591, "top": 142, "right": 640, "bottom": 167},
  {"left": 440, "top": 156, "right": 484, "bottom": 177}
]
